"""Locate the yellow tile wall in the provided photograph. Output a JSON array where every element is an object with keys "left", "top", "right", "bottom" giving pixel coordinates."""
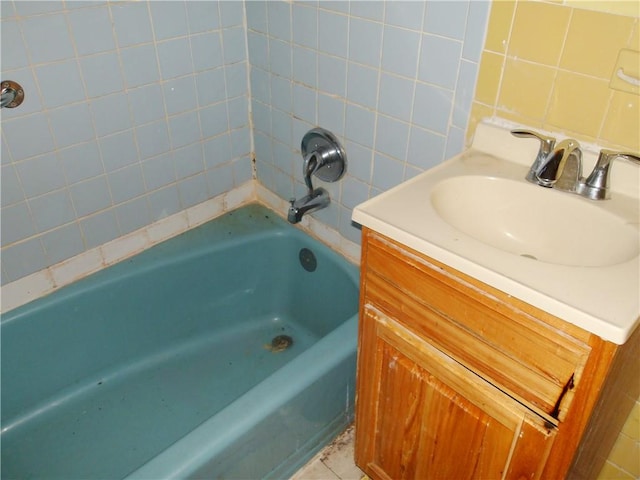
[
  {"left": 470, "top": 0, "right": 640, "bottom": 152},
  {"left": 469, "top": 2, "right": 639, "bottom": 479}
]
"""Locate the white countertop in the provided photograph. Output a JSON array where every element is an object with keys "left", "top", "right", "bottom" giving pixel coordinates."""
[{"left": 352, "top": 121, "right": 640, "bottom": 344}]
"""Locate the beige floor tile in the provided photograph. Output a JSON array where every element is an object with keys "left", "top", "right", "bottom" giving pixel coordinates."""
[
  {"left": 320, "top": 426, "right": 363, "bottom": 480},
  {"left": 290, "top": 459, "right": 340, "bottom": 480},
  {"left": 291, "top": 425, "right": 364, "bottom": 480}
]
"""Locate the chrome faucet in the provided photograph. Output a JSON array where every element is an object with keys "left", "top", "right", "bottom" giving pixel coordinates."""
[
  {"left": 288, "top": 152, "right": 331, "bottom": 224},
  {"left": 512, "top": 129, "right": 640, "bottom": 200},
  {"left": 535, "top": 138, "right": 583, "bottom": 193},
  {"left": 288, "top": 127, "right": 347, "bottom": 224},
  {"left": 288, "top": 190, "right": 330, "bottom": 224},
  {"left": 511, "top": 129, "right": 583, "bottom": 191}
]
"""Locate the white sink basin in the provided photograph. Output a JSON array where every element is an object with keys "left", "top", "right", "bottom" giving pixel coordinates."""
[
  {"left": 352, "top": 122, "right": 640, "bottom": 344},
  {"left": 430, "top": 176, "right": 639, "bottom": 267}
]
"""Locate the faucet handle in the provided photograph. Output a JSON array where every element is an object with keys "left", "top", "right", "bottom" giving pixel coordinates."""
[
  {"left": 511, "top": 129, "right": 556, "bottom": 184},
  {"left": 582, "top": 149, "right": 640, "bottom": 200},
  {"left": 511, "top": 129, "right": 556, "bottom": 153},
  {"left": 598, "top": 149, "right": 640, "bottom": 165}
]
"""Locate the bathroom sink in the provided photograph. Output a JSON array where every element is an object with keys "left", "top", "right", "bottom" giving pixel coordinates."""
[
  {"left": 430, "top": 176, "right": 639, "bottom": 267},
  {"left": 353, "top": 121, "right": 640, "bottom": 344}
]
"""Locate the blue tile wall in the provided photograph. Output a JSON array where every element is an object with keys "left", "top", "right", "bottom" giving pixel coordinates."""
[
  {"left": 1, "top": 1, "right": 251, "bottom": 284},
  {"left": 2, "top": 0, "right": 490, "bottom": 286},
  {"left": 250, "top": 0, "right": 490, "bottom": 244}
]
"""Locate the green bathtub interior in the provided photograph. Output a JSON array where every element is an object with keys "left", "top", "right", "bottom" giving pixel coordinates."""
[{"left": 1, "top": 204, "right": 360, "bottom": 479}]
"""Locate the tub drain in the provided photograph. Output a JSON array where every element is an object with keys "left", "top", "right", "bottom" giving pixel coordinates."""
[
  {"left": 299, "top": 248, "right": 317, "bottom": 272},
  {"left": 265, "top": 335, "right": 294, "bottom": 353}
]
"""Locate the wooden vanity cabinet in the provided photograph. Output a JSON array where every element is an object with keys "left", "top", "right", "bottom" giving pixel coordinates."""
[{"left": 355, "top": 228, "right": 640, "bottom": 480}]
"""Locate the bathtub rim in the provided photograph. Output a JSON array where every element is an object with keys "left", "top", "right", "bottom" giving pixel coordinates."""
[
  {"left": 1, "top": 187, "right": 363, "bottom": 316},
  {"left": 1, "top": 204, "right": 360, "bottom": 327},
  {"left": 124, "top": 313, "right": 358, "bottom": 479}
]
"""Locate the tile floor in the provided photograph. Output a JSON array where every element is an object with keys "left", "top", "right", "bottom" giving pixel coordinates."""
[{"left": 290, "top": 425, "right": 366, "bottom": 480}]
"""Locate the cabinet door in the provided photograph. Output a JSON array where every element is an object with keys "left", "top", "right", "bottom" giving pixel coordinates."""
[{"left": 355, "top": 305, "right": 556, "bottom": 480}]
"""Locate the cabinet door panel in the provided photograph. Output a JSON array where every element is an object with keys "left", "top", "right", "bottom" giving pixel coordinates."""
[
  {"left": 414, "top": 358, "right": 515, "bottom": 480},
  {"left": 356, "top": 305, "right": 556, "bottom": 480},
  {"left": 374, "top": 347, "right": 425, "bottom": 479},
  {"left": 505, "top": 416, "right": 557, "bottom": 480}
]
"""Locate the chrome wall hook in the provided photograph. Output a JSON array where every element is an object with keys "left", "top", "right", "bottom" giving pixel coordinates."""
[{"left": 1, "top": 80, "right": 25, "bottom": 109}]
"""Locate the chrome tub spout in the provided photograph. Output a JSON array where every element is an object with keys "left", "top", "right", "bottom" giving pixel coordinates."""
[{"left": 287, "top": 187, "right": 330, "bottom": 224}]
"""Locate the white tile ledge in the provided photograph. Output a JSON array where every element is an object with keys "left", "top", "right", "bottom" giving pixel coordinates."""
[{"left": 1, "top": 181, "right": 360, "bottom": 315}]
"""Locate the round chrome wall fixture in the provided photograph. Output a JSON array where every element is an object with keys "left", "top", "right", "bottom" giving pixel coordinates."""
[
  {"left": 301, "top": 127, "right": 347, "bottom": 183},
  {"left": 1, "top": 80, "right": 25, "bottom": 109}
]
